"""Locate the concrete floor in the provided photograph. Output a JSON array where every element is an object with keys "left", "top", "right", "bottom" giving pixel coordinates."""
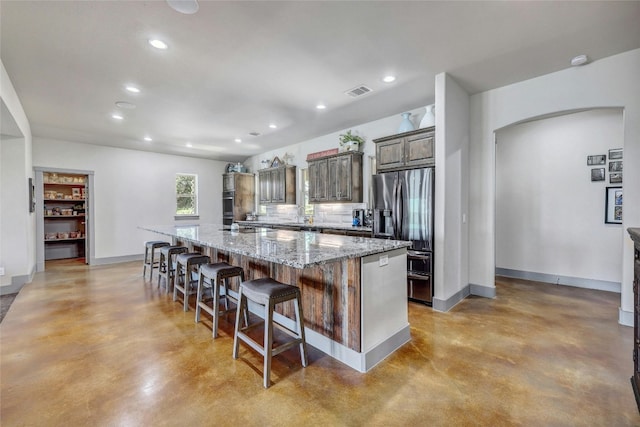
[{"left": 1, "top": 259, "right": 638, "bottom": 426}]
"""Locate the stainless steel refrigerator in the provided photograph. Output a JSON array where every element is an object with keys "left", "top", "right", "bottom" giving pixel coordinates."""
[{"left": 372, "top": 167, "right": 434, "bottom": 305}]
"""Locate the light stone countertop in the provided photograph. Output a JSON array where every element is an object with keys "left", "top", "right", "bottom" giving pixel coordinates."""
[{"left": 140, "top": 223, "right": 409, "bottom": 269}]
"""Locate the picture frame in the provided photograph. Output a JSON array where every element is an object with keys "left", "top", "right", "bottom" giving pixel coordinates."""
[
  {"left": 609, "top": 160, "right": 623, "bottom": 172},
  {"left": 590, "top": 168, "right": 605, "bottom": 182},
  {"left": 605, "top": 186, "right": 623, "bottom": 224},
  {"left": 28, "top": 177, "right": 35, "bottom": 213},
  {"left": 608, "top": 148, "right": 623, "bottom": 160},
  {"left": 609, "top": 173, "right": 623, "bottom": 184},
  {"left": 587, "top": 154, "right": 606, "bottom": 165}
]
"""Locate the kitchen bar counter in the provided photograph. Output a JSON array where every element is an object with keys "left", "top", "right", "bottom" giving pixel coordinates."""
[{"left": 140, "top": 223, "right": 411, "bottom": 372}]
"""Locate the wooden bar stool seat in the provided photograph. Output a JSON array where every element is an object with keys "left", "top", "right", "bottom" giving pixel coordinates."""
[
  {"left": 157, "top": 245, "right": 189, "bottom": 293},
  {"left": 173, "top": 253, "right": 210, "bottom": 311},
  {"left": 195, "top": 262, "right": 245, "bottom": 338},
  {"left": 233, "top": 277, "right": 308, "bottom": 388},
  {"left": 143, "top": 241, "right": 170, "bottom": 280}
]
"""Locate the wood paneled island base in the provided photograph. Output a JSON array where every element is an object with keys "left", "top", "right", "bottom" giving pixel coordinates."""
[{"left": 141, "top": 224, "right": 411, "bottom": 372}]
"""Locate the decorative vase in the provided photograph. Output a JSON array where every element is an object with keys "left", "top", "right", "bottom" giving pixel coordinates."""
[
  {"left": 420, "top": 104, "right": 435, "bottom": 128},
  {"left": 398, "top": 112, "right": 414, "bottom": 133}
]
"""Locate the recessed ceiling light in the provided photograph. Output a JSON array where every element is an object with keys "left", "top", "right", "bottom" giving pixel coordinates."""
[
  {"left": 269, "top": 123, "right": 277, "bottom": 129},
  {"left": 149, "top": 39, "right": 168, "bottom": 50},
  {"left": 382, "top": 75, "right": 396, "bottom": 83},
  {"left": 112, "top": 114, "right": 123, "bottom": 120},
  {"left": 125, "top": 85, "right": 140, "bottom": 93},
  {"left": 234, "top": 138, "right": 242, "bottom": 143},
  {"left": 570, "top": 54, "right": 589, "bottom": 66},
  {"left": 144, "top": 136, "right": 152, "bottom": 142},
  {"left": 166, "top": 0, "right": 199, "bottom": 14},
  {"left": 185, "top": 142, "right": 192, "bottom": 148},
  {"left": 115, "top": 101, "right": 136, "bottom": 109},
  {"left": 316, "top": 104, "right": 326, "bottom": 110}
]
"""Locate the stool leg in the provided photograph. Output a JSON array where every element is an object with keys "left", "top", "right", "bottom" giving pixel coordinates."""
[
  {"left": 264, "top": 300, "right": 274, "bottom": 388},
  {"left": 183, "top": 265, "right": 190, "bottom": 311},
  {"left": 232, "top": 289, "right": 245, "bottom": 360},
  {"left": 212, "top": 276, "right": 220, "bottom": 338},
  {"left": 168, "top": 259, "right": 176, "bottom": 294},
  {"left": 143, "top": 246, "right": 149, "bottom": 278},
  {"left": 157, "top": 252, "right": 165, "bottom": 289},
  {"left": 195, "top": 270, "right": 204, "bottom": 323},
  {"left": 173, "top": 263, "right": 181, "bottom": 302},
  {"left": 294, "top": 295, "right": 308, "bottom": 367}
]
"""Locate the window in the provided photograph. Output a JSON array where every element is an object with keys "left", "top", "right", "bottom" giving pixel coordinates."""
[
  {"left": 176, "top": 173, "right": 198, "bottom": 217},
  {"left": 301, "top": 168, "right": 314, "bottom": 215}
]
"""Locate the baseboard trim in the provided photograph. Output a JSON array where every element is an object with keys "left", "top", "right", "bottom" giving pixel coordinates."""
[
  {"left": 1, "top": 282, "right": 24, "bottom": 295},
  {"left": 433, "top": 285, "right": 470, "bottom": 312},
  {"left": 619, "top": 307, "right": 633, "bottom": 327},
  {"left": 470, "top": 283, "right": 496, "bottom": 298},
  {"left": 496, "top": 268, "right": 620, "bottom": 293},
  {"left": 90, "top": 254, "right": 144, "bottom": 266}
]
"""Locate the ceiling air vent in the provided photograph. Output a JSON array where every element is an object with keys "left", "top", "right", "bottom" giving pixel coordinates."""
[
  {"left": 249, "top": 132, "right": 261, "bottom": 136},
  {"left": 345, "top": 85, "right": 373, "bottom": 98}
]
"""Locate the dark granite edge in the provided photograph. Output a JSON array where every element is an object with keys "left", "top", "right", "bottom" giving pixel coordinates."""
[{"left": 628, "top": 228, "right": 640, "bottom": 245}]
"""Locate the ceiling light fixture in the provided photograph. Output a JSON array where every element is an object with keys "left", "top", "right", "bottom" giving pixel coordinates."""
[
  {"left": 185, "top": 142, "right": 192, "bottom": 148},
  {"left": 570, "top": 54, "right": 589, "bottom": 66},
  {"left": 166, "top": 0, "right": 199, "bottom": 14},
  {"left": 269, "top": 123, "right": 277, "bottom": 129},
  {"left": 125, "top": 85, "right": 140, "bottom": 93},
  {"left": 234, "top": 138, "right": 242, "bottom": 143},
  {"left": 382, "top": 75, "right": 396, "bottom": 83},
  {"left": 148, "top": 39, "right": 168, "bottom": 50},
  {"left": 316, "top": 104, "right": 326, "bottom": 110},
  {"left": 115, "top": 101, "right": 136, "bottom": 109},
  {"left": 144, "top": 136, "right": 152, "bottom": 142},
  {"left": 112, "top": 114, "right": 123, "bottom": 120}
]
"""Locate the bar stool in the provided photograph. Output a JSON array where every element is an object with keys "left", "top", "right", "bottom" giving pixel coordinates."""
[
  {"left": 143, "top": 241, "right": 170, "bottom": 280},
  {"left": 174, "top": 253, "right": 210, "bottom": 311},
  {"left": 233, "top": 278, "right": 308, "bottom": 388},
  {"left": 157, "top": 245, "right": 189, "bottom": 293},
  {"left": 195, "top": 262, "right": 245, "bottom": 338}
]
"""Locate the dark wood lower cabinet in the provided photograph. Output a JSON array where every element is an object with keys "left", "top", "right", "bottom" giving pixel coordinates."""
[{"left": 629, "top": 228, "right": 640, "bottom": 413}]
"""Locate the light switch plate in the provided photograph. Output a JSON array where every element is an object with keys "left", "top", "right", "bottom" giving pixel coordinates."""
[{"left": 379, "top": 255, "right": 388, "bottom": 267}]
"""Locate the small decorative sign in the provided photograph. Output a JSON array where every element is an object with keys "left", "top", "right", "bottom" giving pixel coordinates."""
[{"left": 306, "top": 148, "right": 339, "bottom": 161}]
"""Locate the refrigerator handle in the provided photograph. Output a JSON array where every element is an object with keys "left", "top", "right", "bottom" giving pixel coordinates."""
[{"left": 394, "top": 180, "right": 402, "bottom": 240}]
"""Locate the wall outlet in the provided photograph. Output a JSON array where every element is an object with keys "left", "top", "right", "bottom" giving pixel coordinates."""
[
  {"left": 379, "top": 255, "right": 388, "bottom": 267},
  {"left": 0, "top": 267, "right": 5, "bottom": 276}
]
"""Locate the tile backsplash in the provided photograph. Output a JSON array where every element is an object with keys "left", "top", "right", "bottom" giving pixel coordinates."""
[{"left": 261, "top": 203, "right": 368, "bottom": 225}]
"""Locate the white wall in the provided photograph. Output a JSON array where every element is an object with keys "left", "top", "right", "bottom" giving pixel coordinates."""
[
  {"left": 32, "top": 138, "right": 227, "bottom": 261},
  {"left": 1, "top": 59, "right": 34, "bottom": 292},
  {"left": 496, "top": 109, "right": 623, "bottom": 287},
  {"left": 433, "top": 73, "right": 471, "bottom": 310},
  {"left": 469, "top": 48, "right": 640, "bottom": 325}
]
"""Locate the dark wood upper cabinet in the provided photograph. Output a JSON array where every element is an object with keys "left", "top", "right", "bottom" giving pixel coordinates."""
[
  {"left": 258, "top": 165, "right": 296, "bottom": 205},
  {"left": 308, "top": 151, "right": 362, "bottom": 203},
  {"left": 373, "top": 126, "right": 435, "bottom": 173}
]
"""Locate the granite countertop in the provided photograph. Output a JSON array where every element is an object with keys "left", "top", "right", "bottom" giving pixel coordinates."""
[
  {"left": 237, "top": 220, "right": 372, "bottom": 233},
  {"left": 629, "top": 228, "right": 640, "bottom": 244},
  {"left": 140, "top": 224, "right": 409, "bottom": 269}
]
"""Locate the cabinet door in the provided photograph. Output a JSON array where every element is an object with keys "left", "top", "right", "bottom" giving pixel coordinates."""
[
  {"left": 258, "top": 170, "right": 271, "bottom": 204},
  {"left": 336, "top": 155, "right": 353, "bottom": 201},
  {"left": 405, "top": 131, "right": 435, "bottom": 167},
  {"left": 310, "top": 159, "right": 328, "bottom": 202},
  {"left": 308, "top": 161, "right": 319, "bottom": 202},
  {"left": 270, "top": 168, "right": 286, "bottom": 203},
  {"left": 327, "top": 158, "right": 338, "bottom": 200},
  {"left": 376, "top": 138, "right": 405, "bottom": 171}
]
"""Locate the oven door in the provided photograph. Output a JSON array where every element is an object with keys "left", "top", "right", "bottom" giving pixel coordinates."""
[{"left": 222, "top": 191, "right": 234, "bottom": 218}]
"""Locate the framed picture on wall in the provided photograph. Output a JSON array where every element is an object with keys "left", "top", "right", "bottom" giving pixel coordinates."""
[
  {"left": 609, "top": 161, "right": 623, "bottom": 172},
  {"left": 587, "top": 154, "right": 606, "bottom": 165},
  {"left": 608, "top": 148, "right": 623, "bottom": 160},
  {"left": 605, "top": 186, "right": 623, "bottom": 224},
  {"left": 591, "top": 168, "right": 605, "bottom": 181},
  {"left": 610, "top": 173, "right": 623, "bottom": 184}
]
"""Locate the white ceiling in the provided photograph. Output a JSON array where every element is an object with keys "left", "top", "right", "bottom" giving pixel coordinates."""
[{"left": 1, "top": 1, "right": 639, "bottom": 162}]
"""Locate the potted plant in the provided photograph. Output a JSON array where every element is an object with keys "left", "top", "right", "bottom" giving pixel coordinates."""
[{"left": 339, "top": 130, "right": 365, "bottom": 152}]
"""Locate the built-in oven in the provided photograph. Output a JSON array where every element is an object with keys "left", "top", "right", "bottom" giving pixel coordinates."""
[{"left": 222, "top": 191, "right": 234, "bottom": 225}]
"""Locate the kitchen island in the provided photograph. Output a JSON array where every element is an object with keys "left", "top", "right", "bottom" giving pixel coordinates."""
[{"left": 140, "top": 224, "right": 411, "bottom": 372}]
